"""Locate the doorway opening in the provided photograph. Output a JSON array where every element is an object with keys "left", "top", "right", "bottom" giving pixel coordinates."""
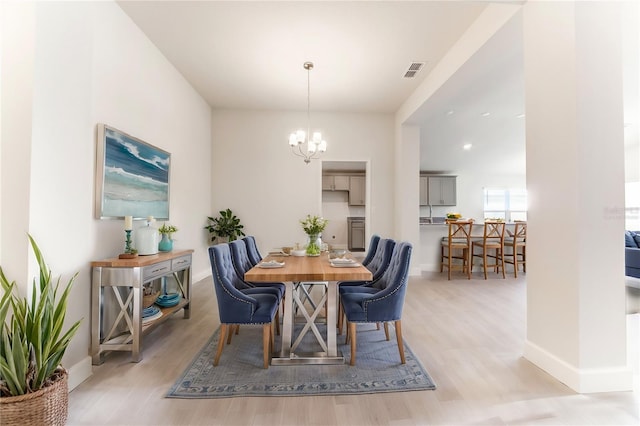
[{"left": 320, "top": 161, "right": 369, "bottom": 253}]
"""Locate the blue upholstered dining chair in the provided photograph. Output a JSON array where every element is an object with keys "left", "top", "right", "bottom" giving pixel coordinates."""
[
  {"left": 340, "top": 241, "right": 412, "bottom": 366},
  {"left": 243, "top": 235, "right": 263, "bottom": 266},
  {"left": 208, "top": 244, "right": 279, "bottom": 368},
  {"left": 339, "top": 238, "right": 396, "bottom": 292},
  {"left": 337, "top": 238, "right": 396, "bottom": 333},
  {"left": 229, "top": 240, "right": 285, "bottom": 298},
  {"left": 361, "top": 234, "right": 381, "bottom": 267}
]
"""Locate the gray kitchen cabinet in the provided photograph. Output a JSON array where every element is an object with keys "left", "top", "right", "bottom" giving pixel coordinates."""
[
  {"left": 347, "top": 217, "right": 365, "bottom": 251},
  {"left": 427, "top": 176, "right": 456, "bottom": 206},
  {"left": 322, "top": 175, "right": 350, "bottom": 191},
  {"left": 349, "top": 176, "right": 365, "bottom": 206}
]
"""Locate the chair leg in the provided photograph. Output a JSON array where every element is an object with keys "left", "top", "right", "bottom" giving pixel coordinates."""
[
  {"left": 482, "top": 250, "right": 488, "bottom": 280},
  {"left": 270, "top": 321, "right": 275, "bottom": 349},
  {"left": 275, "top": 309, "right": 280, "bottom": 336},
  {"left": 226, "top": 325, "right": 234, "bottom": 344},
  {"left": 383, "top": 322, "right": 390, "bottom": 341},
  {"left": 214, "top": 324, "right": 228, "bottom": 366},
  {"left": 349, "top": 321, "right": 357, "bottom": 366},
  {"left": 395, "top": 320, "right": 406, "bottom": 364},
  {"left": 440, "top": 245, "right": 445, "bottom": 273},
  {"left": 470, "top": 247, "right": 475, "bottom": 275},
  {"left": 499, "top": 247, "right": 506, "bottom": 279},
  {"left": 465, "top": 248, "right": 471, "bottom": 279},
  {"left": 447, "top": 247, "right": 452, "bottom": 280},
  {"left": 262, "top": 323, "right": 271, "bottom": 369}
]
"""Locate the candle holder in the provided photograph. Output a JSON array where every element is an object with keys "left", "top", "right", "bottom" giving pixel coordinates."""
[{"left": 119, "top": 230, "right": 138, "bottom": 259}]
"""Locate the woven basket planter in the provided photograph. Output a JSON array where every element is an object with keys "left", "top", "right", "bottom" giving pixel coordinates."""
[{"left": 0, "top": 370, "right": 68, "bottom": 426}]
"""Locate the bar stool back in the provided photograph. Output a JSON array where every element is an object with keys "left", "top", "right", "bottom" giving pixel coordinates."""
[
  {"left": 502, "top": 221, "right": 526, "bottom": 277},
  {"left": 471, "top": 221, "right": 506, "bottom": 279},
  {"left": 440, "top": 220, "right": 474, "bottom": 280}
]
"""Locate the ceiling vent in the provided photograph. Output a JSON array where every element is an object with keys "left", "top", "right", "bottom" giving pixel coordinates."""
[{"left": 403, "top": 62, "right": 425, "bottom": 78}]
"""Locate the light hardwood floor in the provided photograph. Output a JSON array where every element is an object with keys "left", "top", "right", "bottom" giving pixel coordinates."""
[{"left": 68, "top": 272, "right": 639, "bottom": 425}]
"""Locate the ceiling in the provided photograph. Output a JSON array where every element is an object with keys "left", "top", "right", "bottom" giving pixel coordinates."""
[
  {"left": 117, "top": 1, "right": 528, "bottom": 176},
  {"left": 409, "top": 11, "right": 526, "bottom": 175},
  {"left": 117, "top": 1, "right": 490, "bottom": 113}
]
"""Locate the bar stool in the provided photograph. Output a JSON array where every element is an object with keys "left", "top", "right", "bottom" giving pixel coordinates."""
[
  {"left": 441, "top": 220, "right": 474, "bottom": 280},
  {"left": 502, "top": 221, "right": 526, "bottom": 277},
  {"left": 471, "top": 220, "right": 506, "bottom": 279}
]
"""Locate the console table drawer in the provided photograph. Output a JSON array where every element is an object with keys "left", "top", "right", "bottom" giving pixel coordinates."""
[
  {"left": 143, "top": 261, "right": 171, "bottom": 281},
  {"left": 172, "top": 255, "right": 191, "bottom": 271}
]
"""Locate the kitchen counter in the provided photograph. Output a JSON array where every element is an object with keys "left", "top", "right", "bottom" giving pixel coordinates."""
[{"left": 419, "top": 217, "right": 446, "bottom": 225}]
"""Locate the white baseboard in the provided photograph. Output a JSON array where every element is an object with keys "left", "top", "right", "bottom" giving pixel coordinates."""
[
  {"left": 67, "top": 356, "right": 92, "bottom": 391},
  {"left": 524, "top": 340, "right": 634, "bottom": 393},
  {"left": 420, "top": 263, "right": 440, "bottom": 273},
  {"left": 193, "top": 270, "right": 211, "bottom": 284},
  {"left": 409, "top": 266, "right": 422, "bottom": 276}
]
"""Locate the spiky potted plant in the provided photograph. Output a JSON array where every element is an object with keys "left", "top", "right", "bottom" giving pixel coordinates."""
[
  {"left": 204, "top": 208, "right": 245, "bottom": 244},
  {"left": 0, "top": 235, "right": 82, "bottom": 425}
]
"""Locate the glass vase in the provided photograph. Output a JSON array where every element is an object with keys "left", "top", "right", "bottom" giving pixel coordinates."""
[
  {"left": 158, "top": 233, "right": 173, "bottom": 252},
  {"left": 306, "top": 233, "right": 322, "bottom": 256}
]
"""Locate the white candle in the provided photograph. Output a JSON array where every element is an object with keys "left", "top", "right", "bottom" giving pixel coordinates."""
[{"left": 124, "top": 215, "right": 133, "bottom": 231}]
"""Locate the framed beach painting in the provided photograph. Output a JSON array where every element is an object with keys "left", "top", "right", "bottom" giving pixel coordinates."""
[{"left": 95, "top": 124, "right": 170, "bottom": 220}]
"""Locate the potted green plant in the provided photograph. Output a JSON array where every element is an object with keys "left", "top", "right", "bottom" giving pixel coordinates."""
[
  {"left": 0, "top": 235, "right": 82, "bottom": 425},
  {"left": 205, "top": 209, "right": 245, "bottom": 243},
  {"left": 158, "top": 222, "right": 178, "bottom": 252}
]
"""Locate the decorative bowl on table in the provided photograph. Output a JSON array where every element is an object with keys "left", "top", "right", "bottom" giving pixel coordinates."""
[
  {"left": 329, "top": 249, "right": 348, "bottom": 260},
  {"left": 142, "top": 304, "right": 160, "bottom": 318},
  {"left": 291, "top": 249, "right": 306, "bottom": 257},
  {"left": 155, "top": 293, "right": 181, "bottom": 308},
  {"left": 142, "top": 305, "right": 162, "bottom": 323}
]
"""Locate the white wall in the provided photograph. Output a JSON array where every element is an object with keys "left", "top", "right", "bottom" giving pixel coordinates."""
[
  {"left": 523, "top": 0, "right": 630, "bottom": 392},
  {"left": 1, "top": 1, "right": 212, "bottom": 389},
  {"left": 0, "top": 0, "right": 35, "bottom": 289},
  {"left": 211, "top": 110, "right": 394, "bottom": 252}
]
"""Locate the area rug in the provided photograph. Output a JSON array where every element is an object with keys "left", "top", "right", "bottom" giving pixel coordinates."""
[{"left": 166, "top": 324, "right": 436, "bottom": 398}]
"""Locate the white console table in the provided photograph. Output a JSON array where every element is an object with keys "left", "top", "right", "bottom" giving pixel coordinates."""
[{"left": 91, "top": 250, "right": 193, "bottom": 364}]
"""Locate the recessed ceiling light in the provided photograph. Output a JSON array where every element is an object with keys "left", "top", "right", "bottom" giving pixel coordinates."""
[
  {"left": 481, "top": 112, "right": 491, "bottom": 117},
  {"left": 463, "top": 143, "right": 472, "bottom": 150},
  {"left": 516, "top": 113, "right": 526, "bottom": 119},
  {"left": 446, "top": 110, "right": 454, "bottom": 116}
]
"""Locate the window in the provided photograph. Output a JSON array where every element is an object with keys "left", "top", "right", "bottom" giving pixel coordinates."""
[{"left": 483, "top": 188, "right": 527, "bottom": 222}]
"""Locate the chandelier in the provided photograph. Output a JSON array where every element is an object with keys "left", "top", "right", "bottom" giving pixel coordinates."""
[{"left": 288, "top": 62, "right": 327, "bottom": 164}]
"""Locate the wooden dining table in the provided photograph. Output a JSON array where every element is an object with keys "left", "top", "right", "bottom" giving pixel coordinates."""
[{"left": 245, "top": 252, "right": 372, "bottom": 365}]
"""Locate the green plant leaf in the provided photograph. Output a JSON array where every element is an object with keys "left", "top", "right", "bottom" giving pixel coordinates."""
[{"left": 0, "top": 234, "right": 82, "bottom": 396}]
